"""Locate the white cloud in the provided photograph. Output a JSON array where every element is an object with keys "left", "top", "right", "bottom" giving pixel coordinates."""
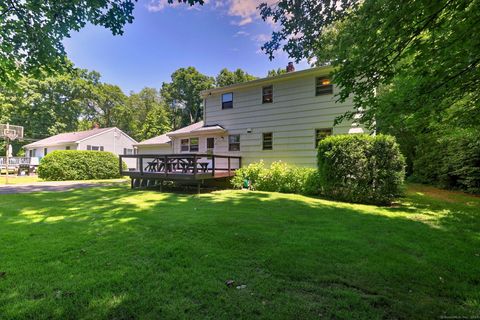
[
  {"left": 147, "top": 0, "right": 277, "bottom": 27},
  {"left": 235, "top": 30, "right": 250, "bottom": 37}
]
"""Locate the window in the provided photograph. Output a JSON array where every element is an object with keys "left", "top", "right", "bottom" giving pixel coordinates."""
[
  {"left": 44, "top": 148, "right": 48, "bottom": 156},
  {"left": 29, "top": 149, "right": 36, "bottom": 157},
  {"left": 262, "top": 85, "right": 273, "bottom": 103},
  {"left": 262, "top": 132, "right": 273, "bottom": 150},
  {"left": 65, "top": 146, "right": 71, "bottom": 150},
  {"left": 315, "top": 77, "right": 333, "bottom": 96},
  {"left": 315, "top": 128, "right": 333, "bottom": 147},
  {"left": 180, "top": 139, "right": 189, "bottom": 152},
  {"left": 222, "top": 93, "right": 233, "bottom": 109},
  {"left": 123, "top": 148, "right": 134, "bottom": 155},
  {"left": 229, "top": 135, "right": 240, "bottom": 151},
  {"left": 190, "top": 137, "right": 199, "bottom": 152},
  {"left": 87, "top": 145, "right": 104, "bottom": 151},
  {"left": 207, "top": 137, "right": 214, "bottom": 150}
]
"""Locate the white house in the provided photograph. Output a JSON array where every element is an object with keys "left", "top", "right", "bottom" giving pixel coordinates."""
[
  {"left": 135, "top": 65, "right": 364, "bottom": 168},
  {"left": 24, "top": 127, "right": 137, "bottom": 167}
]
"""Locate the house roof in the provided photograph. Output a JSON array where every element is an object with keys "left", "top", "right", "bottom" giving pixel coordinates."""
[
  {"left": 23, "top": 127, "right": 128, "bottom": 148},
  {"left": 200, "top": 65, "right": 334, "bottom": 97},
  {"left": 167, "top": 121, "right": 205, "bottom": 136},
  {"left": 134, "top": 133, "right": 171, "bottom": 146}
]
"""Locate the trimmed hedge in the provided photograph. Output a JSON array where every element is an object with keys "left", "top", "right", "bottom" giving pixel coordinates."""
[
  {"left": 232, "top": 161, "right": 321, "bottom": 195},
  {"left": 317, "top": 134, "right": 405, "bottom": 205},
  {"left": 38, "top": 150, "right": 124, "bottom": 181}
]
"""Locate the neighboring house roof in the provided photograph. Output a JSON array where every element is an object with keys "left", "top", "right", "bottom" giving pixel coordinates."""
[
  {"left": 134, "top": 133, "right": 171, "bottom": 146},
  {"left": 200, "top": 65, "right": 334, "bottom": 97},
  {"left": 23, "top": 127, "right": 137, "bottom": 148}
]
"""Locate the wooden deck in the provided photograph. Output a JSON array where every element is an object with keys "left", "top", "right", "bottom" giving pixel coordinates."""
[{"left": 119, "top": 154, "right": 241, "bottom": 190}]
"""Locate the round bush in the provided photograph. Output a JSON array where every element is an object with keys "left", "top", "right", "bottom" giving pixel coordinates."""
[
  {"left": 38, "top": 150, "right": 124, "bottom": 181},
  {"left": 317, "top": 134, "right": 405, "bottom": 205}
]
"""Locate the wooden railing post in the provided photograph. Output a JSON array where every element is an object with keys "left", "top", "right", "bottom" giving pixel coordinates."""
[
  {"left": 164, "top": 155, "right": 168, "bottom": 177},
  {"left": 119, "top": 155, "right": 123, "bottom": 175},
  {"left": 228, "top": 156, "right": 231, "bottom": 176},
  {"left": 212, "top": 155, "right": 215, "bottom": 177},
  {"left": 140, "top": 155, "right": 144, "bottom": 175},
  {"left": 193, "top": 155, "right": 197, "bottom": 178}
]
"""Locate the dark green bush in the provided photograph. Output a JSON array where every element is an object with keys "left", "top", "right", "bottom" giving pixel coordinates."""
[
  {"left": 413, "top": 129, "right": 480, "bottom": 193},
  {"left": 232, "top": 161, "right": 320, "bottom": 195},
  {"left": 38, "top": 150, "right": 124, "bottom": 181},
  {"left": 317, "top": 134, "right": 405, "bottom": 205}
]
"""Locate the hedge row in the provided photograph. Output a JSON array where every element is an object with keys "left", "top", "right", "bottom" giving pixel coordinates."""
[
  {"left": 232, "top": 161, "right": 321, "bottom": 195},
  {"left": 38, "top": 150, "right": 124, "bottom": 181},
  {"left": 234, "top": 134, "right": 405, "bottom": 205}
]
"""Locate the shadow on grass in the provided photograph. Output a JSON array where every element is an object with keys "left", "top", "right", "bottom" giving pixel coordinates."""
[{"left": 0, "top": 185, "right": 478, "bottom": 319}]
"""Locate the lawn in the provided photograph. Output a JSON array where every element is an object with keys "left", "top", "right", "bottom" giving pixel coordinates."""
[{"left": 0, "top": 184, "right": 478, "bottom": 319}]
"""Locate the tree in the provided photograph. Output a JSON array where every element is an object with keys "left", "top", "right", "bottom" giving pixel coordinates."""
[
  {"left": 161, "top": 67, "right": 214, "bottom": 128},
  {"left": 215, "top": 68, "right": 257, "bottom": 87},
  {"left": 0, "top": 0, "right": 205, "bottom": 85},
  {"left": 267, "top": 68, "right": 287, "bottom": 77},
  {"left": 127, "top": 88, "right": 171, "bottom": 141},
  {"left": 86, "top": 83, "right": 128, "bottom": 128},
  {"left": 259, "top": 0, "right": 480, "bottom": 127}
]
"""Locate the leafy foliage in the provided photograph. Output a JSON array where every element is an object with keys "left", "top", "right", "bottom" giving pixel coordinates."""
[
  {"left": 160, "top": 67, "right": 214, "bottom": 128},
  {"left": 38, "top": 150, "right": 124, "bottom": 181},
  {"left": 0, "top": 0, "right": 206, "bottom": 85},
  {"left": 233, "top": 161, "right": 320, "bottom": 195},
  {"left": 412, "top": 129, "right": 480, "bottom": 193},
  {"left": 317, "top": 134, "right": 405, "bottom": 205},
  {"left": 260, "top": 0, "right": 480, "bottom": 192},
  {"left": 266, "top": 68, "right": 287, "bottom": 77},
  {"left": 215, "top": 68, "right": 257, "bottom": 87}
]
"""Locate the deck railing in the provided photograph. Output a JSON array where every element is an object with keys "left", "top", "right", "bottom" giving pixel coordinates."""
[{"left": 119, "top": 154, "right": 242, "bottom": 178}]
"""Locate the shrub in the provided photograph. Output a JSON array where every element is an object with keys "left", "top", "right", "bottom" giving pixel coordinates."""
[
  {"left": 38, "top": 150, "right": 124, "bottom": 181},
  {"left": 317, "top": 134, "right": 405, "bottom": 205},
  {"left": 413, "top": 129, "right": 480, "bottom": 193},
  {"left": 233, "top": 161, "right": 320, "bottom": 195}
]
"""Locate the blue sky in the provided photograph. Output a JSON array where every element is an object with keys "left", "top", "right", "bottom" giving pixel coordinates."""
[{"left": 63, "top": 0, "right": 309, "bottom": 94}]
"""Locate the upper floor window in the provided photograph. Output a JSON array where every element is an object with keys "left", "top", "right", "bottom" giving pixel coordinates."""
[
  {"left": 222, "top": 93, "right": 233, "bottom": 109},
  {"left": 315, "top": 128, "right": 333, "bottom": 148},
  {"left": 190, "top": 137, "right": 199, "bottom": 152},
  {"left": 262, "top": 132, "right": 273, "bottom": 150},
  {"left": 29, "top": 149, "right": 36, "bottom": 157},
  {"left": 44, "top": 148, "right": 48, "bottom": 155},
  {"left": 65, "top": 146, "right": 71, "bottom": 150},
  {"left": 180, "top": 139, "right": 189, "bottom": 152},
  {"left": 262, "top": 85, "right": 273, "bottom": 104},
  {"left": 123, "top": 148, "right": 134, "bottom": 155},
  {"left": 229, "top": 135, "right": 240, "bottom": 151},
  {"left": 316, "top": 77, "right": 333, "bottom": 96}
]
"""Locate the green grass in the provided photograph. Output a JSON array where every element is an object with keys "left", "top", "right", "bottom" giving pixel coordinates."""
[{"left": 0, "top": 184, "right": 479, "bottom": 319}]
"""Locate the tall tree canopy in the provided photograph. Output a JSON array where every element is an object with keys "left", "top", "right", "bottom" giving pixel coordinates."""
[
  {"left": 260, "top": 0, "right": 480, "bottom": 189},
  {"left": 260, "top": 0, "right": 480, "bottom": 127},
  {"left": 0, "top": 0, "right": 205, "bottom": 84},
  {"left": 161, "top": 67, "right": 214, "bottom": 128},
  {"left": 215, "top": 68, "right": 257, "bottom": 87}
]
